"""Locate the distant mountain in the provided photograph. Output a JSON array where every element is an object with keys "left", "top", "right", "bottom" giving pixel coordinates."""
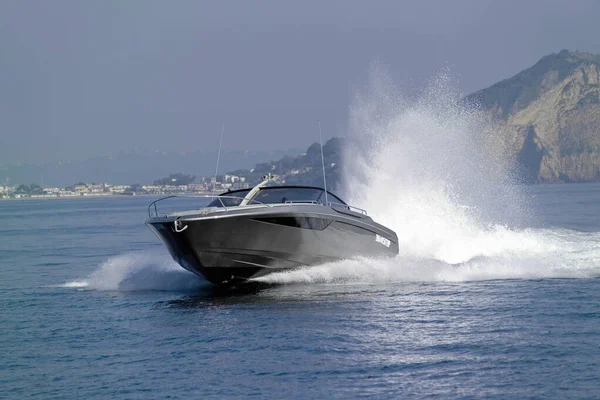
[
  {"left": 0, "top": 148, "right": 302, "bottom": 187},
  {"left": 465, "top": 50, "right": 600, "bottom": 183},
  {"left": 227, "top": 138, "right": 344, "bottom": 190}
]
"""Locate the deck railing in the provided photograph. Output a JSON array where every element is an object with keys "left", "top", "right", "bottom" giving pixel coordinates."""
[
  {"left": 327, "top": 201, "right": 368, "bottom": 216},
  {"left": 147, "top": 195, "right": 272, "bottom": 218},
  {"left": 147, "top": 195, "right": 368, "bottom": 218}
]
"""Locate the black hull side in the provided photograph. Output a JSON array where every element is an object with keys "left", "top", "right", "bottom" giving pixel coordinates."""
[{"left": 147, "top": 211, "right": 398, "bottom": 285}]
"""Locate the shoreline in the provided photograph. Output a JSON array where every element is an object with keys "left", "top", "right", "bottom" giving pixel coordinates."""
[
  {"left": 3, "top": 181, "right": 600, "bottom": 202},
  {"left": 0, "top": 192, "right": 215, "bottom": 201}
]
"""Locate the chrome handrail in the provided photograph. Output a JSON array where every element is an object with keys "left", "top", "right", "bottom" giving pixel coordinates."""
[
  {"left": 284, "top": 200, "right": 367, "bottom": 215},
  {"left": 327, "top": 201, "right": 368, "bottom": 216},
  {"left": 148, "top": 195, "right": 176, "bottom": 218},
  {"left": 147, "top": 195, "right": 272, "bottom": 218}
]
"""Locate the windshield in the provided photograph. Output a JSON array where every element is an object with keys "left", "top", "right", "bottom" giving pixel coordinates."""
[
  {"left": 253, "top": 187, "right": 324, "bottom": 204},
  {"left": 206, "top": 187, "right": 346, "bottom": 207},
  {"left": 207, "top": 189, "right": 251, "bottom": 207}
]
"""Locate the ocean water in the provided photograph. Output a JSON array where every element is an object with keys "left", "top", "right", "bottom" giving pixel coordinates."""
[
  {"left": 1, "top": 184, "right": 600, "bottom": 399},
  {"left": 3, "top": 72, "right": 600, "bottom": 398}
]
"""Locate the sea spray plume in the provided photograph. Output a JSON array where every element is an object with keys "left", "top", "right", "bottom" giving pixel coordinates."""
[{"left": 343, "top": 66, "right": 535, "bottom": 264}]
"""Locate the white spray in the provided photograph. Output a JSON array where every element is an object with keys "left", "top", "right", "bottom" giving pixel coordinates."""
[
  {"left": 256, "top": 66, "right": 600, "bottom": 284},
  {"left": 63, "top": 252, "right": 204, "bottom": 292}
]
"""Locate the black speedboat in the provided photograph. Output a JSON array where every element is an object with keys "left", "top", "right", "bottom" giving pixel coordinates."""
[{"left": 146, "top": 175, "right": 398, "bottom": 285}]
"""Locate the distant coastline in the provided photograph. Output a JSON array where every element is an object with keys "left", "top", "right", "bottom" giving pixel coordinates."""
[
  {"left": 0, "top": 175, "right": 247, "bottom": 201},
  {"left": 0, "top": 191, "right": 215, "bottom": 201}
]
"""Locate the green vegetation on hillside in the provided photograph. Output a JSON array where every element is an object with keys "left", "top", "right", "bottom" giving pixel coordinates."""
[
  {"left": 226, "top": 138, "right": 345, "bottom": 189},
  {"left": 466, "top": 50, "right": 600, "bottom": 118},
  {"left": 15, "top": 184, "right": 44, "bottom": 195},
  {"left": 153, "top": 173, "right": 196, "bottom": 186}
]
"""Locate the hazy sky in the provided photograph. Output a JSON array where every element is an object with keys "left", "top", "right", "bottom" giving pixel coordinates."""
[{"left": 1, "top": 0, "right": 599, "bottom": 165}]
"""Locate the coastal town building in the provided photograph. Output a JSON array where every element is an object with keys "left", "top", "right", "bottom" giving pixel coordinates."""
[{"left": 2, "top": 169, "right": 256, "bottom": 200}]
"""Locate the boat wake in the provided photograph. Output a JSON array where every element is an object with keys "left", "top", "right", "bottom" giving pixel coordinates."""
[
  {"left": 254, "top": 229, "right": 600, "bottom": 284},
  {"left": 62, "top": 252, "right": 205, "bottom": 292},
  {"left": 257, "top": 67, "right": 600, "bottom": 284}
]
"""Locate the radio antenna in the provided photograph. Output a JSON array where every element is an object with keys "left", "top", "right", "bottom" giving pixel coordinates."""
[
  {"left": 318, "top": 120, "right": 328, "bottom": 204},
  {"left": 212, "top": 123, "right": 225, "bottom": 198}
]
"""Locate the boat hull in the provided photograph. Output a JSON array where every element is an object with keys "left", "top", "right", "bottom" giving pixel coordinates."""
[{"left": 147, "top": 206, "right": 398, "bottom": 285}]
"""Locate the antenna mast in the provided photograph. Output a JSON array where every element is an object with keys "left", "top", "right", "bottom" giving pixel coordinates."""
[
  {"left": 212, "top": 123, "right": 225, "bottom": 198},
  {"left": 318, "top": 120, "right": 328, "bottom": 204}
]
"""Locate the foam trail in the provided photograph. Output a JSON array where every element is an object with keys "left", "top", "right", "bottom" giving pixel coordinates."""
[
  {"left": 255, "top": 230, "right": 600, "bottom": 284},
  {"left": 61, "top": 280, "right": 89, "bottom": 288},
  {"left": 258, "top": 66, "right": 600, "bottom": 284},
  {"left": 63, "top": 252, "right": 205, "bottom": 291}
]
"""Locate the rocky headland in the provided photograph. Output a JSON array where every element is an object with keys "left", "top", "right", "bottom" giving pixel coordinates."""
[{"left": 466, "top": 50, "right": 600, "bottom": 183}]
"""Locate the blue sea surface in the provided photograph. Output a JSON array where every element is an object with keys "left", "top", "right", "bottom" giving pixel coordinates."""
[{"left": 1, "top": 184, "right": 600, "bottom": 399}]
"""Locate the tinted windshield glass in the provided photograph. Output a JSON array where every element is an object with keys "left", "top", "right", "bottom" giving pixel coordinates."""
[
  {"left": 207, "top": 189, "right": 251, "bottom": 207},
  {"left": 325, "top": 193, "right": 346, "bottom": 205},
  {"left": 253, "top": 187, "right": 324, "bottom": 204}
]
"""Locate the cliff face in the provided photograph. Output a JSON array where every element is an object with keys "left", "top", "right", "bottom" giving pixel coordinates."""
[{"left": 466, "top": 50, "right": 600, "bottom": 183}]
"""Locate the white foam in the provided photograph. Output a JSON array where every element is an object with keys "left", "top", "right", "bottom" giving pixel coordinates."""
[
  {"left": 255, "top": 231, "right": 600, "bottom": 284},
  {"left": 60, "top": 280, "right": 89, "bottom": 288},
  {"left": 63, "top": 252, "right": 205, "bottom": 291}
]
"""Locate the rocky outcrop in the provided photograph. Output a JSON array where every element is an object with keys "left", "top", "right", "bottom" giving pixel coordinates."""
[
  {"left": 466, "top": 50, "right": 600, "bottom": 183},
  {"left": 516, "top": 126, "right": 544, "bottom": 183}
]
